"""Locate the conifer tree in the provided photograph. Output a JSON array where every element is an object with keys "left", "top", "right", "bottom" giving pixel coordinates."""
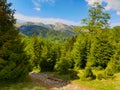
[
  {"left": 90, "top": 31, "right": 114, "bottom": 69},
  {"left": 0, "top": 0, "right": 31, "bottom": 82},
  {"left": 72, "top": 33, "right": 90, "bottom": 69}
]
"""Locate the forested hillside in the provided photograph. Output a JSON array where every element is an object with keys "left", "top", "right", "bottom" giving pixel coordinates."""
[
  {"left": 18, "top": 22, "right": 75, "bottom": 42},
  {"left": 21, "top": 2, "right": 120, "bottom": 81},
  {"left": 0, "top": 0, "right": 120, "bottom": 90},
  {"left": 0, "top": 0, "right": 31, "bottom": 82}
]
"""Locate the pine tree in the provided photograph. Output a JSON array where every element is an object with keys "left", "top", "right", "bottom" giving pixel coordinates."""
[
  {"left": 106, "top": 43, "right": 120, "bottom": 73},
  {"left": 72, "top": 33, "right": 90, "bottom": 69},
  {"left": 40, "top": 40, "right": 61, "bottom": 72},
  {"left": 90, "top": 31, "right": 115, "bottom": 69},
  {"left": 32, "top": 35, "right": 43, "bottom": 68},
  {"left": 0, "top": 0, "right": 31, "bottom": 82}
]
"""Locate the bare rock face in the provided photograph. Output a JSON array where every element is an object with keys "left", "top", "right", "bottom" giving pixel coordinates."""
[
  {"left": 54, "top": 23, "right": 73, "bottom": 31},
  {"left": 29, "top": 72, "right": 95, "bottom": 90}
]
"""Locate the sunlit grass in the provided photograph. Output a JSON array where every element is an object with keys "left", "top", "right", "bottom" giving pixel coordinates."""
[
  {"left": 43, "top": 70, "right": 120, "bottom": 90},
  {"left": 72, "top": 71, "right": 120, "bottom": 90},
  {"left": 0, "top": 78, "right": 46, "bottom": 90},
  {"left": 8, "top": 70, "right": 119, "bottom": 90}
]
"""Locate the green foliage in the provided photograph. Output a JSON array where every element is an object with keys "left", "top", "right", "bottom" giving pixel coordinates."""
[
  {"left": 20, "top": 25, "right": 75, "bottom": 43},
  {"left": 2, "top": 0, "right": 119, "bottom": 85},
  {"left": 104, "top": 68, "right": 114, "bottom": 77},
  {"left": 31, "top": 35, "right": 43, "bottom": 68},
  {"left": 90, "top": 31, "right": 115, "bottom": 69},
  {"left": 0, "top": 78, "right": 46, "bottom": 90},
  {"left": 82, "top": 2, "right": 110, "bottom": 32},
  {"left": 96, "top": 73, "right": 104, "bottom": 80},
  {"left": 68, "top": 69, "right": 79, "bottom": 79},
  {"left": 0, "top": 0, "right": 31, "bottom": 82},
  {"left": 111, "top": 26, "right": 120, "bottom": 43},
  {"left": 102, "top": 69, "right": 115, "bottom": 80},
  {"left": 79, "top": 2, "right": 113, "bottom": 70},
  {"left": 40, "top": 40, "right": 61, "bottom": 72},
  {"left": 81, "top": 66, "right": 96, "bottom": 81},
  {"left": 55, "top": 57, "right": 71, "bottom": 74},
  {"left": 72, "top": 33, "right": 90, "bottom": 69},
  {"left": 105, "top": 43, "right": 120, "bottom": 73}
]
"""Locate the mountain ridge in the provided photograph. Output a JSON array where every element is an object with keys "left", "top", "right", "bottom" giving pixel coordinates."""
[
  {"left": 16, "top": 22, "right": 74, "bottom": 31},
  {"left": 17, "top": 22, "right": 76, "bottom": 42}
]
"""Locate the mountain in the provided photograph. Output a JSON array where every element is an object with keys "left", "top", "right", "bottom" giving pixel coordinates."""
[{"left": 17, "top": 22, "right": 76, "bottom": 42}]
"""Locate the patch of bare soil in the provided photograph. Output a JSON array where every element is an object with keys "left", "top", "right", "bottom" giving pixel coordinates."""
[{"left": 29, "top": 72, "right": 95, "bottom": 90}]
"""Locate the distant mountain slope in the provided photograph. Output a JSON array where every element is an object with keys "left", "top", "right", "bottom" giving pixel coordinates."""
[
  {"left": 20, "top": 25, "right": 50, "bottom": 37},
  {"left": 17, "top": 22, "right": 76, "bottom": 42}
]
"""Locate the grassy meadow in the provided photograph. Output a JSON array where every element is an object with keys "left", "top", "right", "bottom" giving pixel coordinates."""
[
  {"left": 44, "top": 70, "right": 120, "bottom": 90},
  {"left": 0, "top": 79, "right": 46, "bottom": 90}
]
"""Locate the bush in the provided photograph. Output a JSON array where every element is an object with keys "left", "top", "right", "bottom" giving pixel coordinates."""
[
  {"left": 96, "top": 70, "right": 114, "bottom": 80},
  {"left": 105, "top": 68, "right": 114, "bottom": 76},
  {"left": 103, "top": 69, "right": 114, "bottom": 80},
  {"left": 104, "top": 61, "right": 114, "bottom": 79},
  {"left": 81, "top": 66, "right": 96, "bottom": 81},
  {"left": 96, "top": 73, "right": 104, "bottom": 80},
  {"left": 69, "top": 69, "right": 79, "bottom": 79}
]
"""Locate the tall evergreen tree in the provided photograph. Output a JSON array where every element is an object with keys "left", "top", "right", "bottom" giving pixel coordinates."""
[
  {"left": 106, "top": 43, "right": 120, "bottom": 73},
  {"left": 90, "top": 31, "right": 115, "bottom": 69},
  {"left": 0, "top": 0, "right": 31, "bottom": 82},
  {"left": 40, "top": 40, "right": 60, "bottom": 72},
  {"left": 32, "top": 35, "right": 43, "bottom": 68},
  {"left": 72, "top": 33, "right": 90, "bottom": 69}
]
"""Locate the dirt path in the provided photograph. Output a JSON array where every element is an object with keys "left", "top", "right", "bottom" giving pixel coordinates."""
[{"left": 29, "top": 72, "right": 95, "bottom": 90}]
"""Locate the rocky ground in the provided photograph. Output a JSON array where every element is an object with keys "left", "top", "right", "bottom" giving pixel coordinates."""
[{"left": 29, "top": 72, "right": 95, "bottom": 90}]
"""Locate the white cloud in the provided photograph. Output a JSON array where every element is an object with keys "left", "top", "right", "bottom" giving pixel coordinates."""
[
  {"left": 40, "top": 0, "right": 55, "bottom": 3},
  {"left": 14, "top": 13, "right": 80, "bottom": 25},
  {"left": 85, "top": 0, "right": 120, "bottom": 16},
  {"left": 117, "top": 11, "right": 120, "bottom": 15},
  {"left": 34, "top": 7, "right": 41, "bottom": 11},
  {"left": 32, "top": 0, "right": 55, "bottom": 11},
  {"left": 104, "top": 0, "right": 120, "bottom": 16},
  {"left": 85, "top": 0, "right": 102, "bottom": 5}
]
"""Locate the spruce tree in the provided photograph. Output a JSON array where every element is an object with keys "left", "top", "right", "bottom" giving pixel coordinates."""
[
  {"left": 0, "top": 0, "right": 31, "bottom": 82},
  {"left": 72, "top": 33, "right": 90, "bottom": 69},
  {"left": 90, "top": 31, "right": 115, "bottom": 69}
]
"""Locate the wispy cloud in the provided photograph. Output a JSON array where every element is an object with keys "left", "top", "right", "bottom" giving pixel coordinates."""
[
  {"left": 32, "top": 0, "right": 41, "bottom": 11},
  {"left": 85, "top": 0, "right": 102, "bottom": 6},
  {"left": 14, "top": 13, "right": 80, "bottom": 25},
  {"left": 85, "top": 0, "right": 120, "bottom": 16},
  {"left": 104, "top": 0, "right": 120, "bottom": 16},
  {"left": 32, "top": 0, "right": 55, "bottom": 11},
  {"left": 34, "top": 7, "right": 41, "bottom": 11}
]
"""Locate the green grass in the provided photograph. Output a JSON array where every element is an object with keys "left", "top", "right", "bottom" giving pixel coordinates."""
[
  {"left": 0, "top": 79, "right": 47, "bottom": 90},
  {"left": 43, "top": 70, "right": 120, "bottom": 90},
  {"left": 6, "top": 70, "right": 119, "bottom": 90},
  {"left": 72, "top": 71, "right": 120, "bottom": 90}
]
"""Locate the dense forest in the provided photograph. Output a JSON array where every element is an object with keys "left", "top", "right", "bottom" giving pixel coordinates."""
[{"left": 0, "top": 0, "right": 120, "bottom": 85}]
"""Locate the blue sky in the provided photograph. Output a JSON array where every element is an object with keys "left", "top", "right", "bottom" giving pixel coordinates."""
[{"left": 8, "top": 0, "right": 120, "bottom": 26}]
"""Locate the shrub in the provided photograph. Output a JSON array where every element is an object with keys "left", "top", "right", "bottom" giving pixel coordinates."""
[
  {"left": 105, "top": 68, "right": 114, "bottom": 76},
  {"left": 104, "top": 60, "right": 114, "bottom": 79},
  {"left": 81, "top": 66, "right": 96, "bottom": 81},
  {"left": 103, "top": 69, "right": 114, "bottom": 80},
  {"left": 69, "top": 69, "right": 79, "bottom": 79},
  {"left": 96, "top": 73, "right": 104, "bottom": 80}
]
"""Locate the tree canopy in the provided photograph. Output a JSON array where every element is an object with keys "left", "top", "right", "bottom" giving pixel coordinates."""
[{"left": 0, "top": 0, "right": 31, "bottom": 82}]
